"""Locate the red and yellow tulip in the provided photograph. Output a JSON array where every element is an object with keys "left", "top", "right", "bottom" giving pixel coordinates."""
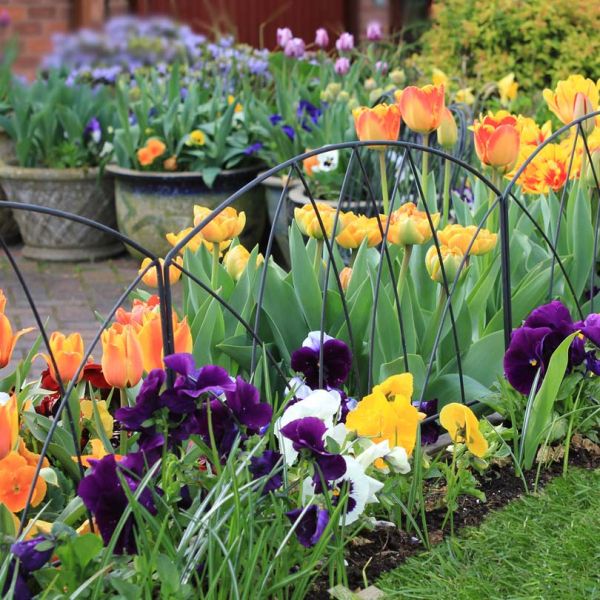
[
  {"left": 472, "top": 110, "right": 520, "bottom": 172},
  {"left": 543, "top": 75, "right": 599, "bottom": 125},
  {"left": 394, "top": 84, "right": 445, "bottom": 134},
  {"left": 352, "top": 103, "right": 402, "bottom": 144}
]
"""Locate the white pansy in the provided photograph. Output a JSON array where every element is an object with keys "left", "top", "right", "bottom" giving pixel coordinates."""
[
  {"left": 312, "top": 150, "right": 339, "bottom": 173},
  {"left": 327, "top": 423, "right": 349, "bottom": 450},
  {"left": 275, "top": 389, "right": 342, "bottom": 465},
  {"left": 386, "top": 446, "right": 411, "bottom": 474},
  {"left": 303, "top": 330, "right": 333, "bottom": 351},
  {"left": 285, "top": 376, "right": 312, "bottom": 400},
  {"left": 337, "top": 456, "right": 384, "bottom": 525},
  {"left": 354, "top": 439, "right": 391, "bottom": 469}
]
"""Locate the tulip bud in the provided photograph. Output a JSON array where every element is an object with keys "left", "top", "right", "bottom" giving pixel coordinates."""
[
  {"left": 368, "top": 88, "right": 384, "bottom": 105},
  {"left": 339, "top": 267, "right": 352, "bottom": 292},
  {"left": 364, "top": 78, "right": 377, "bottom": 91},
  {"left": 139, "top": 257, "right": 183, "bottom": 288},
  {"left": 436, "top": 108, "right": 458, "bottom": 150},
  {"left": 425, "top": 245, "right": 465, "bottom": 284},
  {"left": 573, "top": 92, "right": 595, "bottom": 134},
  {"left": 584, "top": 149, "right": 600, "bottom": 188},
  {"left": 338, "top": 90, "right": 350, "bottom": 102},
  {"left": 320, "top": 90, "right": 333, "bottom": 103},
  {"left": 347, "top": 97, "right": 359, "bottom": 111},
  {"left": 223, "top": 245, "right": 252, "bottom": 281},
  {"left": 335, "top": 57, "right": 351, "bottom": 75},
  {"left": 328, "top": 83, "right": 342, "bottom": 98},
  {"left": 389, "top": 69, "right": 406, "bottom": 87}
]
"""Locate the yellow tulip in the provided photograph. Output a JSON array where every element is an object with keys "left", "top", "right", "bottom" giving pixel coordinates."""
[
  {"left": 497, "top": 73, "right": 518, "bottom": 105},
  {"left": 166, "top": 228, "right": 231, "bottom": 255},
  {"left": 139, "top": 257, "right": 183, "bottom": 288},
  {"left": 335, "top": 213, "right": 382, "bottom": 249},
  {"left": 193, "top": 205, "right": 246, "bottom": 244},
  {"left": 437, "top": 224, "right": 497, "bottom": 256},
  {"left": 76, "top": 439, "right": 122, "bottom": 468},
  {"left": 425, "top": 244, "right": 465, "bottom": 284},
  {"left": 80, "top": 400, "right": 114, "bottom": 438},
  {"left": 386, "top": 202, "right": 440, "bottom": 246},
  {"left": 294, "top": 202, "right": 346, "bottom": 240},
  {"left": 543, "top": 74, "right": 599, "bottom": 125},
  {"left": 439, "top": 402, "right": 488, "bottom": 457},
  {"left": 223, "top": 245, "right": 264, "bottom": 281},
  {"left": 339, "top": 266, "right": 353, "bottom": 292}
]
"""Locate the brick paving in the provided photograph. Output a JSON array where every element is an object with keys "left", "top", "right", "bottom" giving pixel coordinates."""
[{"left": 1, "top": 245, "right": 141, "bottom": 376}]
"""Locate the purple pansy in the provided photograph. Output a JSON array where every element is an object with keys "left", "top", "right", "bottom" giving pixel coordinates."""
[
  {"left": 291, "top": 332, "right": 352, "bottom": 389},
  {"left": 249, "top": 450, "right": 283, "bottom": 493},
  {"left": 414, "top": 398, "right": 440, "bottom": 444},
  {"left": 280, "top": 417, "right": 346, "bottom": 482},
  {"left": 83, "top": 117, "right": 102, "bottom": 144},
  {"left": 161, "top": 354, "right": 235, "bottom": 414},
  {"left": 11, "top": 537, "right": 54, "bottom": 572},
  {"left": 269, "top": 114, "right": 283, "bottom": 125},
  {"left": 77, "top": 453, "right": 157, "bottom": 554},
  {"left": 286, "top": 505, "right": 329, "bottom": 548},
  {"left": 116, "top": 368, "right": 165, "bottom": 431},
  {"left": 244, "top": 141, "right": 263, "bottom": 155},
  {"left": 297, "top": 100, "right": 321, "bottom": 132},
  {"left": 225, "top": 377, "right": 273, "bottom": 433}
]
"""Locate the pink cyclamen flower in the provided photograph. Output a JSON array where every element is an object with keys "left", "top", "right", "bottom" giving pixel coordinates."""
[
  {"left": 366, "top": 21, "right": 383, "bottom": 41},
  {"left": 284, "top": 37, "right": 306, "bottom": 58},
  {"left": 375, "top": 61, "right": 388, "bottom": 74},
  {"left": 315, "top": 27, "right": 329, "bottom": 48},
  {"left": 335, "top": 32, "right": 354, "bottom": 52},
  {"left": 277, "top": 27, "right": 293, "bottom": 47},
  {"left": 334, "top": 57, "right": 351, "bottom": 75}
]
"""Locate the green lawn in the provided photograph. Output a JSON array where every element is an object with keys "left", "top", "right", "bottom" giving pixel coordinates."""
[{"left": 378, "top": 468, "right": 600, "bottom": 600}]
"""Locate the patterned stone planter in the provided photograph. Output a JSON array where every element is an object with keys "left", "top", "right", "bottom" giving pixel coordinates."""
[
  {"left": 0, "top": 130, "right": 20, "bottom": 244},
  {"left": 107, "top": 164, "right": 267, "bottom": 258},
  {"left": 0, "top": 165, "right": 122, "bottom": 261}
]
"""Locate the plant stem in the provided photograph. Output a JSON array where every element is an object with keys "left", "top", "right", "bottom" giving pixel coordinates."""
[
  {"left": 397, "top": 244, "right": 413, "bottom": 305},
  {"left": 211, "top": 242, "right": 220, "bottom": 289},
  {"left": 314, "top": 238, "right": 324, "bottom": 275},
  {"left": 119, "top": 388, "right": 128, "bottom": 455},
  {"left": 421, "top": 134, "right": 430, "bottom": 205},
  {"left": 442, "top": 158, "right": 451, "bottom": 227},
  {"left": 378, "top": 150, "right": 390, "bottom": 215}
]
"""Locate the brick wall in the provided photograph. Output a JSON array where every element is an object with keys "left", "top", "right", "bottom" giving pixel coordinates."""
[{"left": 1, "top": 0, "right": 74, "bottom": 79}]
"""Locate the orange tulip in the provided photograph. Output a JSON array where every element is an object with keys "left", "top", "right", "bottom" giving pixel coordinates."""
[
  {"left": 339, "top": 266, "right": 353, "bottom": 292},
  {"left": 0, "top": 289, "right": 5, "bottom": 313},
  {"left": 386, "top": 202, "right": 440, "bottom": 246},
  {"left": 193, "top": 205, "right": 246, "bottom": 244},
  {"left": 115, "top": 296, "right": 160, "bottom": 326},
  {"left": 437, "top": 224, "right": 497, "bottom": 256},
  {"left": 42, "top": 331, "right": 85, "bottom": 383},
  {"left": 0, "top": 451, "right": 47, "bottom": 512},
  {"left": 352, "top": 103, "right": 401, "bottom": 144},
  {"left": 517, "top": 143, "right": 570, "bottom": 195},
  {"left": 394, "top": 85, "right": 445, "bottom": 134},
  {"left": 0, "top": 312, "right": 34, "bottom": 370},
  {"left": 436, "top": 108, "right": 458, "bottom": 149},
  {"left": 101, "top": 323, "right": 144, "bottom": 389},
  {"left": 294, "top": 202, "right": 347, "bottom": 240},
  {"left": 139, "top": 257, "right": 183, "bottom": 288},
  {"left": 0, "top": 393, "right": 18, "bottom": 460},
  {"left": 472, "top": 110, "right": 520, "bottom": 172},
  {"left": 137, "top": 311, "right": 192, "bottom": 372},
  {"left": 543, "top": 75, "right": 599, "bottom": 125}
]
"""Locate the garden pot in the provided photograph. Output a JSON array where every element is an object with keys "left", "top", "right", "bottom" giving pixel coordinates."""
[
  {"left": 0, "top": 165, "right": 122, "bottom": 261},
  {"left": 108, "top": 164, "right": 267, "bottom": 258},
  {"left": 0, "top": 130, "right": 20, "bottom": 245},
  {"left": 262, "top": 173, "right": 300, "bottom": 266}
]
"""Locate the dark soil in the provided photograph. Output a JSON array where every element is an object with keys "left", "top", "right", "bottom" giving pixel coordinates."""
[{"left": 312, "top": 441, "right": 600, "bottom": 598}]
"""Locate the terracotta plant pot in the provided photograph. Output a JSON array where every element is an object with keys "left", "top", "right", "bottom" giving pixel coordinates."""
[
  {"left": 0, "top": 130, "right": 20, "bottom": 244},
  {"left": 107, "top": 164, "right": 267, "bottom": 258},
  {"left": 0, "top": 165, "right": 122, "bottom": 261}
]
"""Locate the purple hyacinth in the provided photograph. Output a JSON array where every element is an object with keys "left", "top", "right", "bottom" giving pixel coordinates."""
[
  {"left": 297, "top": 100, "right": 322, "bottom": 132},
  {"left": 77, "top": 453, "right": 157, "bottom": 554},
  {"left": 269, "top": 114, "right": 283, "bottom": 125},
  {"left": 286, "top": 505, "right": 329, "bottom": 548},
  {"left": 243, "top": 141, "right": 263, "bottom": 155},
  {"left": 249, "top": 450, "right": 283, "bottom": 493},
  {"left": 280, "top": 417, "right": 346, "bottom": 482},
  {"left": 291, "top": 332, "right": 352, "bottom": 389},
  {"left": 281, "top": 124, "right": 295, "bottom": 140}
]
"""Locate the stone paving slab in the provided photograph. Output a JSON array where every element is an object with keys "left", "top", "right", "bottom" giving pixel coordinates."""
[{"left": 0, "top": 244, "right": 161, "bottom": 377}]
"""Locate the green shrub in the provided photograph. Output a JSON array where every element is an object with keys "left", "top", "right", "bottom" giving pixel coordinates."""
[{"left": 413, "top": 0, "right": 600, "bottom": 95}]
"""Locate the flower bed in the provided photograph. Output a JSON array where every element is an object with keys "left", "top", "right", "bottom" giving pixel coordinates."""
[{"left": 1, "top": 44, "right": 600, "bottom": 600}]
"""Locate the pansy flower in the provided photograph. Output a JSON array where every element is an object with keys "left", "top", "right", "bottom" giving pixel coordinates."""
[
  {"left": 291, "top": 332, "right": 352, "bottom": 390},
  {"left": 286, "top": 505, "right": 329, "bottom": 548}
]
